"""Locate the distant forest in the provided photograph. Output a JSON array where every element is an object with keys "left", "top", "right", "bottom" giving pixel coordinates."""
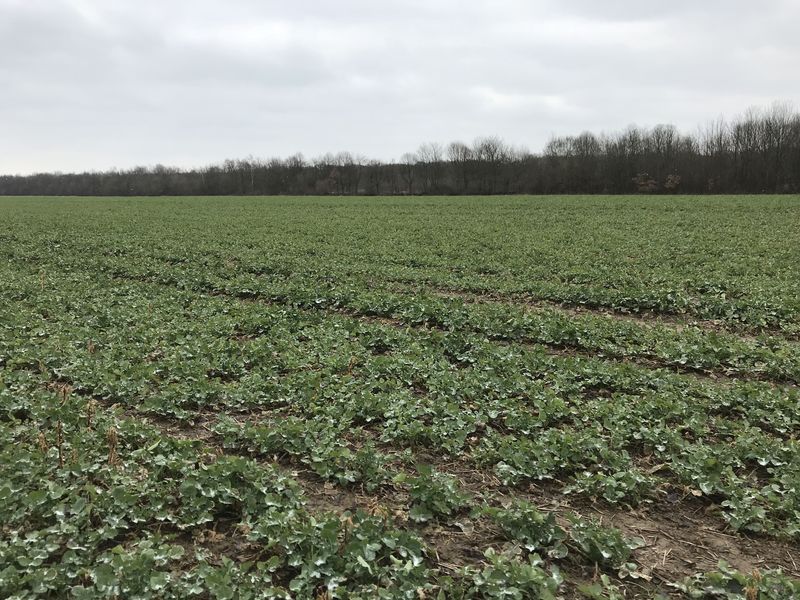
[{"left": 3, "top": 103, "right": 800, "bottom": 196}]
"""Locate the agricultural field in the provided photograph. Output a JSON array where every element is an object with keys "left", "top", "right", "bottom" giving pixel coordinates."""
[{"left": 2, "top": 194, "right": 800, "bottom": 599}]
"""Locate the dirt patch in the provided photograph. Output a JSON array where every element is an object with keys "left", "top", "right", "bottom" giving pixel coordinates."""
[{"left": 427, "top": 458, "right": 800, "bottom": 581}]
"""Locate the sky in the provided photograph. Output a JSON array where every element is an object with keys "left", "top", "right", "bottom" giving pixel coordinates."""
[{"left": 2, "top": 0, "right": 799, "bottom": 175}]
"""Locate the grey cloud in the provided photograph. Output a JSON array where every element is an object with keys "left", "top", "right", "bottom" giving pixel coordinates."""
[{"left": 1, "top": 0, "right": 798, "bottom": 174}]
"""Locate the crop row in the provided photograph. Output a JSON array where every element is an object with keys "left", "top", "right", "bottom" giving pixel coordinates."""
[
  {"left": 3, "top": 195, "right": 799, "bottom": 335},
  {"left": 3, "top": 267, "right": 800, "bottom": 543},
  {"left": 91, "top": 259, "right": 800, "bottom": 385},
  {"left": 3, "top": 195, "right": 800, "bottom": 598}
]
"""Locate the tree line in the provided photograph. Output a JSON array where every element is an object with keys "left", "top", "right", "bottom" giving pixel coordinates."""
[{"left": 3, "top": 103, "right": 799, "bottom": 196}]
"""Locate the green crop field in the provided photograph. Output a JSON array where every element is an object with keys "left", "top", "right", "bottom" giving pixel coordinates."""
[{"left": 2, "top": 195, "right": 800, "bottom": 599}]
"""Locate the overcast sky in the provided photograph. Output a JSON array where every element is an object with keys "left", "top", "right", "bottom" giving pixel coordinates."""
[{"left": 2, "top": 0, "right": 799, "bottom": 174}]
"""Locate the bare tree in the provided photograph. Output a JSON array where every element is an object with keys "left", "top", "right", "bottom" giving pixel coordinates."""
[
  {"left": 2, "top": 102, "right": 799, "bottom": 196},
  {"left": 447, "top": 141, "right": 472, "bottom": 193},
  {"left": 416, "top": 142, "right": 444, "bottom": 193},
  {"left": 400, "top": 152, "right": 417, "bottom": 194}
]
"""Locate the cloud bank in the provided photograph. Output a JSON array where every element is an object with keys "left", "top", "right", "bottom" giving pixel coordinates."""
[{"left": 1, "top": 0, "right": 798, "bottom": 173}]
